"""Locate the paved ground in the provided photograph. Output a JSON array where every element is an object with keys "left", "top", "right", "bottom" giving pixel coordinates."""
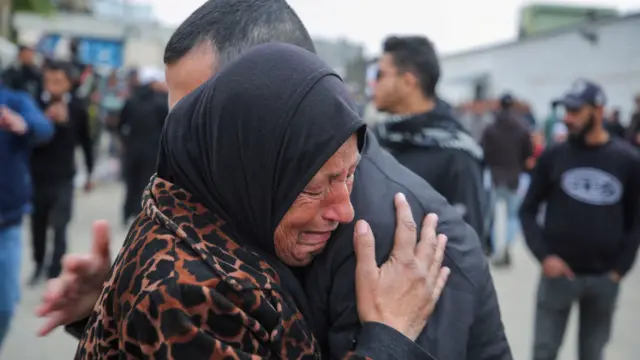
[{"left": 2, "top": 183, "right": 639, "bottom": 359}]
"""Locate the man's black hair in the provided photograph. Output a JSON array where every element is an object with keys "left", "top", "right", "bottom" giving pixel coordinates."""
[
  {"left": 383, "top": 36, "right": 440, "bottom": 98},
  {"left": 164, "top": 0, "right": 315, "bottom": 68},
  {"left": 43, "top": 60, "right": 74, "bottom": 81},
  {"left": 500, "top": 93, "right": 515, "bottom": 110}
]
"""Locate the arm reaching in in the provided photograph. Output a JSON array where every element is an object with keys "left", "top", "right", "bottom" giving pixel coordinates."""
[
  {"left": 519, "top": 151, "right": 574, "bottom": 279},
  {"left": 36, "top": 221, "right": 112, "bottom": 336},
  {"left": 1, "top": 93, "right": 53, "bottom": 144},
  {"left": 519, "top": 152, "right": 551, "bottom": 263}
]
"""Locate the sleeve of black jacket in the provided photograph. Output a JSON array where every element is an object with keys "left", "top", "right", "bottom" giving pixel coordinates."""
[
  {"left": 519, "top": 149, "right": 553, "bottom": 262},
  {"left": 466, "top": 260, "right": 512, "bottom": 359},
  {"left": 440, "top": 193, "right": 512, "bottom": 360},
  {"left": 352, "top": 322, "right": 435, "bottom": 359},
  {"left": 448, "top": 153, "right": 486, "bottom": 239}
]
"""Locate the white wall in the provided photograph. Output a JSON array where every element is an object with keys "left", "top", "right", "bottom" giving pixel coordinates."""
[
  {"left": 439, "top": 16, "right": 640, "bottom": 123},
  {"left": 123, "top": 38, "right": 165, "bottom": 68},
  {"left": 0, "top": 37, "right": 17, "bottom": 68}
]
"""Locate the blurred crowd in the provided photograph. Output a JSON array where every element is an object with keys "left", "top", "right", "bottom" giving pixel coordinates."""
[
  {"left": 0, "top": 40, "right": 168, "bottom": 289},
  {"left": 361, "top": 53, "right": 640, "bottom": 267}
]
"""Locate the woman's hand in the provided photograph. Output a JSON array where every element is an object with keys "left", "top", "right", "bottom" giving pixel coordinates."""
[{"left": 354, "top": 193, "right": 449, "bottom": 341}]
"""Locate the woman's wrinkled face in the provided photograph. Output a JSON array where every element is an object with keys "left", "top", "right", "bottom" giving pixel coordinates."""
[{"left": 274, "top": 134, "right": 361, "bottom": 266}]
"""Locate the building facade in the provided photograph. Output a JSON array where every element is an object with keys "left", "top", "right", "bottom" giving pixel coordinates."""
[
  {"left": 438, "top": 13, "right": 640, "bottom": 123},
  {"left": 12, "top": 0, "right": 172, "bottom": 69}
]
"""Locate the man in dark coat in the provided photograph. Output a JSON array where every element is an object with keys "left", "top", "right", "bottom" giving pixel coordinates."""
[
  {"left": 117, "top": 68, "right": 168, "bottom": 225},
  {"left": 29, "top": 60, "right": 94, "bottom": 283},
  {"left": 481, "top": 94, "right": 532, "bottom": 266},
  {"left": 371, "top": 36, "right": 489, "bottom": 245}
]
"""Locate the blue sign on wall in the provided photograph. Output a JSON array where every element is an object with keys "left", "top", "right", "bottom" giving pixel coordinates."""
[
  {"left": 75, "top": 38, "right": 124, "bottom": 68},
  {"left": 36, "top": 34, "right": 62, "bottom": 57}
]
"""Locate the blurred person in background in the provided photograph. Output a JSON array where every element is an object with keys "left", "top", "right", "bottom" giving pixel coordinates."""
[
  {"left": 29, "top": 61, "right": 94, "bottom": 285},
  {"left": 0, "top": 83, "right": 53, "bottom": 350},
  {"left": 625, "top": 94, "right": 640, "bottom": 148},
  {"left": 605, "top": 108, "right": 625, "bottom": 138},
  {"left": 362, "top": 100, "right": 390, "bottom": 126},
  {"left": 372, "top": 35, "right": 487, "bottom": 243},
  {"left": 551, "top": 121, "right": 568, "bottom": 144},
  {"left": 118, "top": 67, "right": 168, "bottom": 227},
  {"left": 1, "top": 45, "right": 41, "bottom": 99},
  {"left": 76, "top": 64, "right": 99, "bottom": 102},
  {"left": 520, "top": 79, "right": 640, "bottom": 360},
  {"left": 481, "top": 93, "right": 532, "bottom": 267},
  {"left": 37, "top": 1, "right": 510, "bottom": 359},
  {"left": 526, "top": 131, "right": 545, "bottom": 171},
  {"left": 97, "top": 70, "right": 127, "bottom": 156},
  {"left": 125, "top": 68, "right": 139, "bottom": 96},
  {"left": 362, "top": 61, "right": 390, "bottom": 126},
  {"left": 68, "top": 39, "right": 87, "bottom": 91},
  {"left": 543, "top": 101, "right": 562, "bottom": 146},
  {"left": 521, "top": 103, "right": 537, "bottom": 131}
]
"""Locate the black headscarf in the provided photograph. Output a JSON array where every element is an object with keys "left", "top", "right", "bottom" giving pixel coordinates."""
[{"left": 157, "top": 42, "right": 365, "bottom": 257}]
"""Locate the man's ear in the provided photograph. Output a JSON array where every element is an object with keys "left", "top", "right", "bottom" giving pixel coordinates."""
[{"left": 400, "top": 71, "right": 419, "bottom": 90}]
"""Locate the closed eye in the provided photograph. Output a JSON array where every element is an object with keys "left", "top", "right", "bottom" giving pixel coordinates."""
[{"left": 303, "top": 189, "right": 324, "bottom": 197}]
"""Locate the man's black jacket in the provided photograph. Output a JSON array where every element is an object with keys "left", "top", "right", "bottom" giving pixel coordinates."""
[
  {"left": 372, "top": 101, "right": 488, "bottom": 242},
  {"left": 31, "top": 92, "right": 93, "bottom": 185},
  {"left": 306, "top": 131, "right": 511, "bottom": 360}
]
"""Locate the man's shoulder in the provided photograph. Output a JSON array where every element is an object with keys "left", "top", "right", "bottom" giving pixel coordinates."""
[
  {"left": 608, "top": 137, "right": 640, "bottom": 159},
  {"left": 358, "top": 141, "right": 450, "bottom": 216},
  {"left": 357, "top": 145, "right": 488, "bottom": 291}
]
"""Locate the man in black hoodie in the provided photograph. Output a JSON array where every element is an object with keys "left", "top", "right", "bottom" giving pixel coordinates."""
[
  {"left": 373, "top": 36, "right": 488, "bottom": 243},
  {"left": 117, "top": 68, "right": 168, "bottom": 225},
  {"left": 29, "top": 60, "right": 94, "bottom": 283},
  {"left": 520, "top": 79, "right": 640, "bottom": 360}
]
